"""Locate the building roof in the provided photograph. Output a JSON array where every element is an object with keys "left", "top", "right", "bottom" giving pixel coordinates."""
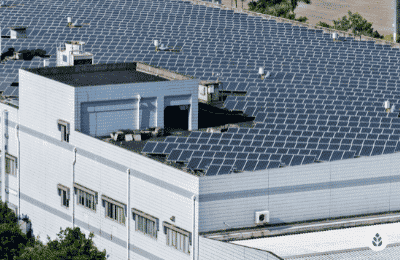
[
  {"left": 24, "top": 62, "right": 169, "bottom": 87},
  {"left": 231, "top": 222, "right": 400, "bottom": 259},
  {"left": 1, "top": 0, "right": 400, "bottom": 176}
]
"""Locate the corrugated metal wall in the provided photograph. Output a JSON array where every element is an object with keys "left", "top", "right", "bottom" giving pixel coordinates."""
[{"left": 199, "top": 152, "right": 400, "bottom": 232}]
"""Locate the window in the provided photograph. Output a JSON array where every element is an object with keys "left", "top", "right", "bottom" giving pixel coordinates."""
[
  {"left": 57, "top": 184, "right": 70, "bottom": 208},
  {"left": 73, "top": 183, "right": 97, "bottom": 211},
  {"left": 5, "top": 153, "right": 17, "bottom": 175},
  {"left": 102, "top": 195, "right": 125, "bottom": 225},
  {"left": 132, "top": 208, "right": 158, "bottom": 239},
  {"left": 63, "top": 55, "right": 67, "bottom": 62},
  {"left": 163, "top": 222, "right": 191, "bottom": 254},
  {"left": 57, "top": 119, "right": 70, "bottom": 142}
]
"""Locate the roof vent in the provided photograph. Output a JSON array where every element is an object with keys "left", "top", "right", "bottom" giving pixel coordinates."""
[
  {"left": 0, "top": 1, "right": 4, "bottom": 7},
  {"left": 332, "top": 32, "right": 338, "bottom": 41},
  {"left": 43, "top": 59, "right": 50, "bottom": 67},
  {"left": 391, "top": 104, "right": 396, "bottom": 113},
  {"left": 384, "top": 100, "right": 390, "bottom": 110},
  {"left": 154, "top": 39, "right": 160, "bottom": 51}
]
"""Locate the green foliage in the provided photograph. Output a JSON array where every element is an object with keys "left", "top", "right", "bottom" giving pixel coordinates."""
[
  {"left": 0, "top": 223, "right": 28, "bottom": 260},
  {"left": 248, "top": 0, "right": 310, "bottom": 21},
  {"left": 318, "top": 11, "right": 383, "bottom": 39},
  {"left": 0, "top": 202, "right": 18, "bottom": 225},
  {"left": 17, "top": 227, "right": 107, "bottom": 260},
  {"left": 316, "top": 21, "right": 332, "bottom": 29},
  {"left": 0, "top": 202, "right": 30, "bottom": 260}
]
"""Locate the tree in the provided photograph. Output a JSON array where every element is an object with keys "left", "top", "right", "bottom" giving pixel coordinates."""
[
  {"left": 248, "top": 0, "right": 310, "bottom": 22},
  {"left": 17, "top": 227, "right": 107, "bottom": 260},
  {"left": 0, "top": 201, "right": 30, "bottom": 260},
  {"left": 0, "top": 223, "right": 28, "bottom": 260},
  {"left": 317, "top": 11, "right": 383, "bottom": 39}
]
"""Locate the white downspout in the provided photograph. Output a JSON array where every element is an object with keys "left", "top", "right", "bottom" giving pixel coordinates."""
[
  {"left": 1, "top": 110, "right": 7, "bottom": 203},
  {"left": 15, "top": 124, "right": 19, "bottom": 217},
  {"left": 72, "top": 147, "right": 77, "bottom": 227},
  {"left": 126, "top": 168, "right": 130, "bottom": 260},
  {"left": 192, "top": 195, "right": 196, "bottom": 260},
  {"left": 137, "top": 95, "right": 141, "bottom": 130}
]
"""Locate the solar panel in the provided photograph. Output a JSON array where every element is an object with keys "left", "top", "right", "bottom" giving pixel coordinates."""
[
  {"left": 142, "top": 142, "right": 157, "bottom": 153},
  {"left": 205, "top": 165, "right": 220, "bottom": 176},
  {"left": 167, "top": 149, "right": 182, "bottom": 161},
  {"left": 187, "top": 157, "right": 202, "bottom": 169},
  {"left": 218, "top": 165, "right": 232, "bottom": 175},
  {"left": 359, "top": 146, "right": 373, "bottom": 156}
]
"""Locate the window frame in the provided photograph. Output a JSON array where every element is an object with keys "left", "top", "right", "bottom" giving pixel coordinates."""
[
  {"left": 57, "top": 184, "right": 70, "bottom": 208},
  {"left": 57, "top": 119, "right": 70, "bottom": 142},
  {"left": 73, "top": 183, "right": 97, "bottom": 212},
  {"left": 101, "top": 195, "right": 126, "bottom": 225},
  {"left": 163, "top": 222, "right": 191, "bottom": 254},
  {"left": 5, "top": 153, "right": 17, "bottom": 176},
  {"left": 132, "top": 208, "right": 159, "bottom": 239}
]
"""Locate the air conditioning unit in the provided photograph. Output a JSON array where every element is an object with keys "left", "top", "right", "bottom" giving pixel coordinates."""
[{"left": 255, "top": 210, "right": 270, "bottom": 225}]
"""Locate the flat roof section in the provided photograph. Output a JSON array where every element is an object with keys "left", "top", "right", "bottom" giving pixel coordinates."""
[{"left": 23, "top": 62, "right": 169, "bottom": 87}]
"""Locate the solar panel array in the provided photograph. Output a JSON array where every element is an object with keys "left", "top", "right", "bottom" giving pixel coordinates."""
[{"left": 1, "top": 0, "right": 400, "bottom": 175}]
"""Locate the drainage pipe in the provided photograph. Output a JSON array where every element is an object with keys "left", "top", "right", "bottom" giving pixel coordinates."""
[
  {"left": 127, "top": 168, "right": 130, "bottom": 260},
  {"left": 15, "top": 124, "right": 19, "bottom": 216},
  {"left": 1, "top": 110, "right": 7, "bottom": 203},
  {"left": 72, "top": 147, "right": 77, "bottom": 227},
  {"left": 192, "top": 195, "right": 196, "bottom": 260}
]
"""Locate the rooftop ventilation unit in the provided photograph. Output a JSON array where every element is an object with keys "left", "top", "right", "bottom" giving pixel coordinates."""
[
  {"left": 332, "top": 32, "right": 338, "bottom": 41},
  {"left": 384, "top": 100, "right": 390, "bottom": 109},
  {"left": 56, "top": 41, "right": 93, "bottom": 67},
  {"left": 43, "top": 59, "right": 50, "bottom": 67},
  {"left": 258, "top": 67, "right": 270, "bottom": 79},
  {"left": 255, "top": 210, "right": 270, "bottom": 225},
  {"left": 154, "top": 39, "right": 160, "bottom": 51},
  {"left": 10, "top": 26, "right": 27, "bottom": 39}
]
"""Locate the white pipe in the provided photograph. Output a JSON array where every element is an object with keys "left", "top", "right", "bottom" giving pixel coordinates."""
[
  {"left": 137, "top": 95, "right": 141, "bottom": 130},
  {"left": 15, "top": 124, "right": 19, "bottom": 218},
  {"left": 126, "top": 168, "right": 130, "bottom": 260},
  {"left": 1, "top": 110, "right": 7, "bottom": 203},
  {"left": 192, "top": 195, "right": 196, "bottom": 260},
  {"left": 72, "top": 147, "right": 77, "bottom": 227}
]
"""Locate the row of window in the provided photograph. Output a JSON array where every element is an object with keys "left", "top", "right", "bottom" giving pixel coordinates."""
[{"left": 57, "top": 183, "right": 191, "bottom": 254}]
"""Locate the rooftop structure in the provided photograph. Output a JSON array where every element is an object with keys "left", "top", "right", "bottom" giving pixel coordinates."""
[
  {"left": 26, "top": 62, "right": 169, "bottom": 87},
  {"left": 56, "top": 41, "right": 93, "bottom": 67}
]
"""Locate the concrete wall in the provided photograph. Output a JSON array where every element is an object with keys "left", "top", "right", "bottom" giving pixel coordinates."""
[
  {"left": 199, "top": 236, "right": 282, "bottom": 260},
  {"left": 198, "top": 151, "right": 400, "bottom": 232}
]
